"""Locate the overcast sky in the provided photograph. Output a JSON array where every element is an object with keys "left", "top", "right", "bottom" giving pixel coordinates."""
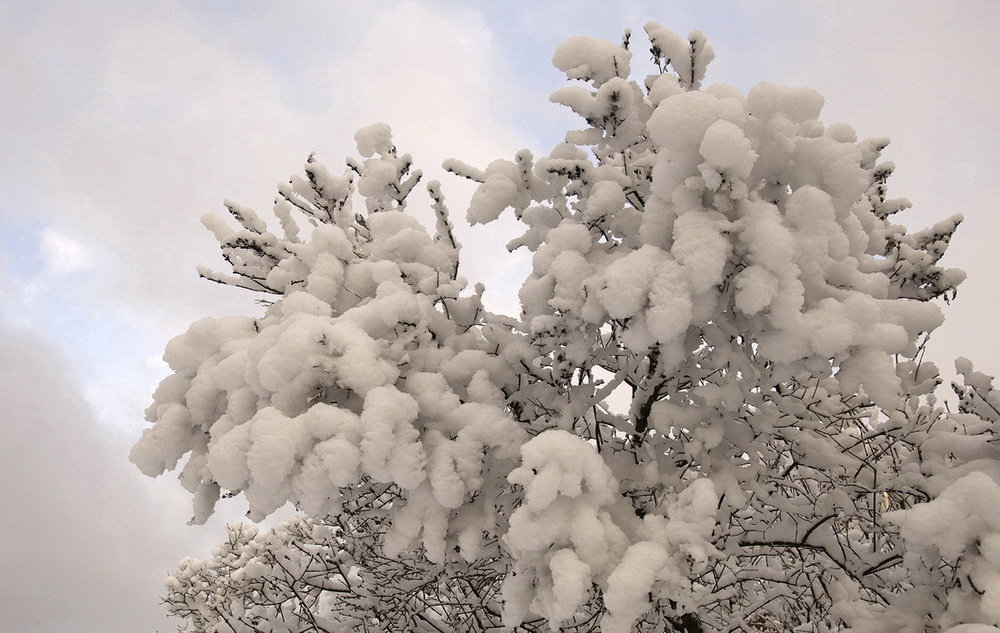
[{"left": 2, "top": 2, "right": 999, "bottom": 631}]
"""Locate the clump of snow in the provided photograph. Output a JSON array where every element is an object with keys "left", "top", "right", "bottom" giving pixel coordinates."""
[
  {"left": 699, "top": 119, "right": 757, "bottom": 179},
  {"left": 747, "top": 82, "right": 824, "bottom": 123},
  {"left": 648, "top": 91, "right": 724, "bottom": 151},
  {"left": 354, "top": 122, "right": 394, "bottom": 158},
  {"left": 552, "top": 35, "right": 631, "bottom": 87}
]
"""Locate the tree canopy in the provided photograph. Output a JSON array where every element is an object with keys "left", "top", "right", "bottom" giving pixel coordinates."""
[{"left": 131, "top": 22, "right": 1000, "bottom": 633}]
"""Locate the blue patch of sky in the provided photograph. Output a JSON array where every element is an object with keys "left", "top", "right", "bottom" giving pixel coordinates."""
[
  {"left": 23, "top": 285, "right": 163, "bottom": 431},
  {"left": 0, "top": 218, "right": 46, "bottom": 280},
  {"left": 0, "top": 212, "right": 164, "bottom": 432}
]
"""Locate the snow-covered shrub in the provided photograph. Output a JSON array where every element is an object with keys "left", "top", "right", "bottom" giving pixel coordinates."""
[{"left": 134, "top": 22, "right": 998, "bottom": 633}]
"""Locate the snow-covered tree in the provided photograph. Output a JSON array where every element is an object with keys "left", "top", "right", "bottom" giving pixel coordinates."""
[{"left": 132, "top": 23, "right": 1000, "bottom": 633}]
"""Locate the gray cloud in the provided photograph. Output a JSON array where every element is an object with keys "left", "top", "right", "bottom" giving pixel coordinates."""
[{"left": 0, "top": 312, "right": 256, "bottom": 633}]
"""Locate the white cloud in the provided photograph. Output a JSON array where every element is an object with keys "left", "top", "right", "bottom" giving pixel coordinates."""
[{"left": 41, "top": 228, "right": 90, "bottom": 273}]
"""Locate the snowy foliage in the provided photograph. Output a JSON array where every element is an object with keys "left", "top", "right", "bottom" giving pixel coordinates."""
[{"left": 133, "top": 22, "right": 999, "bottom": 633}]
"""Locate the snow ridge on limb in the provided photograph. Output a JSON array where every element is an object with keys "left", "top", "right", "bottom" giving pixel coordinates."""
[
  {"left": 131, "top": 124, "right": 519, "bottom": 535},
  {"left": 136, "top": 23, "right": 998, "bottom": 633},
  {"left": 845, "top": 363, "right": 1000, "bottom": 633}
]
